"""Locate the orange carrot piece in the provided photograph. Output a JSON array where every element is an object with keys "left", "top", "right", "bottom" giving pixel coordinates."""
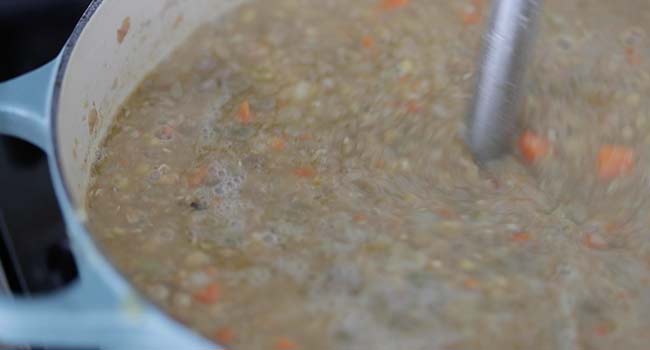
[
  {"left": 297, "top": 133, "right": 313, "bottom": 141},
  {"left": 437, "top": 208, "right": 457, "bottom": 220},
  {"left": 461, "top": 7, "right": 482, "bottom": 26},
  {"left": 161, "top": 125, "right": 174, "bottom": 138},
  {"left": 214, "top": 327, "right": 236, "bottom": 345},
  {"left": 238, "top": 100, "right": 252, "bottom": 124},
  {"left": 462, "top": 278, "right": 480, "bottom": 290},
  {"left": 625, "top": 46, "right": 642, "bottom": 65},
  {"left": 398, "top": 75, "right": 411, "bottom": 85},
  {"left": 583, "top": 233, "right": 608, "bottom": 250},
  {"left": 594, "top": 323, "right": 613, "bottom": 337},
  {"left": 271, "top": 137, "right": 287, "bottom": 151},
  {"left": 193, "top": 282, "right": 221, "bottom": 304},
  {"left": 511, "top": 231, "right": 532, "bottom": 243},
  {"left": 361, "top": 35, "right": 376, "bottom": 49},
  {"left": 379, "top": 0, "right": 410, "bottom": 11},
  {"left": 293, "top": 166, "right": 317, "bottom": 178},
  {"left": 406, "top": 100, "right": 421, "bottom": 113},
  {"left": 275, "top": 337, "right": 298, "bottom": 350},
  {"left": 597, "top": 145, "right": 635, "bottom": 180},
  {"left": 353, "top": 214, "right": 368, "bottom": 223},
  {"left": 604, "top": 222, "right": 621, "bottom": 235},
  {"left": 187, "top": 165, "right": 209, "bottom": 188},
  {"left": 518, "top": 130, "right": 551, "bottom": 164}
]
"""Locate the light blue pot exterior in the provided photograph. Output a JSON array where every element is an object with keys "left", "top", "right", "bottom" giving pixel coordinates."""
[{"left": 0, "top": 5, "right": 219, "bottom": 350}]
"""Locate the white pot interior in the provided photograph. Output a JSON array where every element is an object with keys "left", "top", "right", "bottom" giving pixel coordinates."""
[{"left": 56, "top": 0, "right": 246, "bottom": 210}]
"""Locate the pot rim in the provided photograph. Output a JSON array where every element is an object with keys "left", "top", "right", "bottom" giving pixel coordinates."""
[{"left": 50, "top": 0, "right": 103, "bottom": 214}]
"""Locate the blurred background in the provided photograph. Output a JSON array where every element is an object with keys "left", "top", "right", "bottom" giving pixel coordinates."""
[{"left": 0, "top": 0, "right": 90, "bottom": 333}]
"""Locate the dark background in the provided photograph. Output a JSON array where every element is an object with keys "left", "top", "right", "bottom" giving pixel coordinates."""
[{"left": 0, "top": 0, "right": 92, "bottom": 296}]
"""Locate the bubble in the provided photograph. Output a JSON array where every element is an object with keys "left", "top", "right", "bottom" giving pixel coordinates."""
[
  {"left": 196, "top": 56, "right": 217, "bottom": 72},
  {"left": 556, "top": 36, "right": 573, "bottom": 51},
  {"left": 226, "top": 217, "right": 245, "bottom": 232},
  {"left": 622, "top": 26, "right": 646, "bottom": 47},
  {"left": 324, "top": 263, "right": 363, "bottom": 294},
  {"left": 200, "top": 125, "right": 214, "bottom": 141},
  {"left": 213, "top": 185, "right": 226, "bottom": 196},
  {"left": 213, "top": 197, "right": 243, "bottom": 219},
  {"left": 218, "top": 169, "right": 228, "bottom": 178},
  {"left": 253, "top": 231, "right": 282, "bottom": 246},
  {"left": 245, "top": 267, "right": 271, "bottom": 286},
  {"left": 148, "top": 169, "right": 162, "bottom": 182},
  {"left": 208, "top": 164, "right": 247, "bottom": 199},
  {"left": 95, "top": 149, "right": 106, "bottom": 162},
  {"left": 225, "top": 178, "right": 238, "bottom": 192},
  {"left": 194, "top": 186, "right": 214, "bottom": 203},
  {"left": 157, "top": 228, "right": 175, "bottom": 241},
  {"left": 200, "top": 79, "right": 217, "bottom": 91},
  {"left": 208, "top": 160, "right": 227, "bottom": 178},
  {"left": 233, "top": 173, "right": 246, "bottom": 185},
  {"left": 272, "top": 257, "right": 310, "bottom": 283}
]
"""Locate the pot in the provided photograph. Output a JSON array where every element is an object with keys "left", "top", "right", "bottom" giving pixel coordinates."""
[{"left": 0, "top": 1, "right": 245, "bottom": 348}]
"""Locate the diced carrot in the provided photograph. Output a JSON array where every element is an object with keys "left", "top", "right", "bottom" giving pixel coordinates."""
[
  {"left": 379, "top": 0, "right": 410, "bottom": 11},
  {"left": 270, "top": 137, "right": 287, "bottom": 151},
  {"left": 406, "top": 100, "right": 422, "bottom": 113},
  {"left": 511, "top": 231, "right": 531, "bottom": 243},
  {"left": 353, "top": 214, "right": 368, "bottom": 223},
  {"left": 462, "top": 278, "right": 480, "bottom": 290},
  {"left": 161, "top": 125, "right": 174, "bottom": 138},
  {"left": 173, "top": 14, "right": 184, "bottom": 28},
  {"left": 583, "top": 233, "right": 608, "bottom": 250},
  {"left": 615, "top": 291, "right": 631, "bottom": 300},
  {"left": 461, "top": 6, "right": 482, "bottom": 26},
  {"left": 594, "top": 323, "right": 613, "bottom": 337},
  {"left": 238, "top": 100, "right": 252, "bottom": 124},
  {"left": 625, "top": 46, "right": 642, "bottom": 65},
  {"left": 293, "top": 166, "right": 317, "bottom": 178},
  {"left": 604, "top": 222, "right": 621, "bottom": 235},
  {"left": 214, "top": 327, "right": 236, "bottom": 345},
  {"left": 361, "top": 35, "right": 376, "bottom": 49},
  {"left": 193, "top": 282, "right": 221, "bottom": 304},
  {"left": 275, "top": 337, "right": 298, "bottom": 350},
  {"left": 155, "top": 125, "right": 175, "bottom": 141},
  {"left": 518, "top": 130, "right": 551, "bottom": 164},
  {"left": 297, "top": 133, "right": 313, "bottom": 141},
  {"left": 277, "top": 99, "right": 289, "bottom": 110},
  {"left": 117, "top": 17, "right": 130, "bottom": 44},
  {"left": 187, "top": 165, "right": 209, "bottom": 188},
  {"left": 597, "top": 145, "right": 635, "bottom": 180},
  {"left": 437, "top": 208, "right": 457, "bottom": 219}
]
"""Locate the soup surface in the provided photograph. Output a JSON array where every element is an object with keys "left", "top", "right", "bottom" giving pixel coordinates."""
[{"left": 87, "top": 0, "right": 650, "bottom": 349}]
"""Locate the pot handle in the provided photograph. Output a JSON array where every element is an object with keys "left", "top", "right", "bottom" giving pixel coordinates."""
[
  {"left": 0, "top": 265, "right": 216, "bottom": 349},
  {"left": 0, "top": 59, "right": 59, "bottom": 152},
  {"left": 0, "top": 61, "right": 217, "bottom": 349}
]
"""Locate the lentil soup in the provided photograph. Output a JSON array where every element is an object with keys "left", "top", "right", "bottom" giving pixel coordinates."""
[{"left": 86, "top": 0, "right": 650, "bottom": 349}]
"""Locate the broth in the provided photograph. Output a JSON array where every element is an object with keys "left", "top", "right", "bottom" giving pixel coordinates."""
[{"left": 87, "top": 0, "right": 650, "bottom": 348}]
